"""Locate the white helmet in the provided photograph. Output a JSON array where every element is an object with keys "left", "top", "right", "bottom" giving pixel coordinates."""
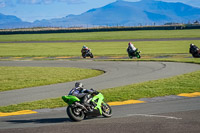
[{"left": 75, "top": 82, "right": 83, "bottom": 88}]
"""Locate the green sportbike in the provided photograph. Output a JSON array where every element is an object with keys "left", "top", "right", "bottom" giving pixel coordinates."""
[
  {"left": 62, "top": 90, "right": 112, "bottom": 121},
  {"left": 127, "top": 48, "right": 141, "bottom": 59}
]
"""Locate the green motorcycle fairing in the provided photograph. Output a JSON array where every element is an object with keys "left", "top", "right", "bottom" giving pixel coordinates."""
[
  {"left": 128, "top": 48, "right": 141, "bottom": 59},
  {"left": 62, "top": 93, "right": 105, "bottom": 115},
  {"left": 91, "top": 93, "right": 104, "bottom": 115},
  {"left": 62, "top": 95, "right": 80, "bottom": 105}
]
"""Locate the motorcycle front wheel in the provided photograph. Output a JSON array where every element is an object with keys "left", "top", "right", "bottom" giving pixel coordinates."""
[
  {"left": 137, "top": 54, "right": 141, "bottom": 58},
  {"left": 82, "top": 54, "right": 86, "bottom": 58},
  {"left": 67, "top": 106, "right": 85, "bottom": 121},
  {"left": 90, "top": 53, "right": 94, "bottom": 58},
  {"left": 101, "top": 103, "right": 112, "bottom": 117}
]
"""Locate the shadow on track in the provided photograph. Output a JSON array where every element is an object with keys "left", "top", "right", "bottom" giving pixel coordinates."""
[{"left": 6, "top": 117, "right": 71, "bottom": 124}]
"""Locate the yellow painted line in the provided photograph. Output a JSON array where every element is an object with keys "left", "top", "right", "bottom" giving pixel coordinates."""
[
  {"left": 56, "top": 56, "right": 72, "bottom": 59},
  {"left": 2, "top": 92, "right": 199, "bottom": 117},
  {"left": 0, "top": 110, "right": 37, "bottom": 117},
  {"left": 12, "top": 57, "right": 23, "bottom": 59},
  {"left": 178, "top": 92, "right": 200, "bottom": 97},
  {"left": 108, "top": 56, "right": 124, "bottom": 59},
  {"left": 33, "top": 57, "right": 45, "bottom": 59},
  {"left": 108, "top": 100, "right": 145, "bottom": 106}
]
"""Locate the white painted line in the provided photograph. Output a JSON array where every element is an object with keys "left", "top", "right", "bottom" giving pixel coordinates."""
[{"left": 127, "top": 114, "right": 182, "bottom": 120}]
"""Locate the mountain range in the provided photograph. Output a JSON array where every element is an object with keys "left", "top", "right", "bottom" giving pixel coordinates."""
[{"left": 1, "top": 0, "right": 200, "bottom": 29}]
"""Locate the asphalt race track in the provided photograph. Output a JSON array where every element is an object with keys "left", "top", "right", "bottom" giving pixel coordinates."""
[
  {"left": 1, "top": 60, "right": 200, "bottom": 106},
  {"left": 0, "top": 60, "right": 200, "bottom": 133}
]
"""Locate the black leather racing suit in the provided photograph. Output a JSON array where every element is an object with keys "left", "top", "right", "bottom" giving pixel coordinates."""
[{"left": 68, "top": 87, "right": 94, "bottom": 107}]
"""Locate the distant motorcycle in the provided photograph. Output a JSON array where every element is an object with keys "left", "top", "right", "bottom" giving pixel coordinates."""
[
  {"left": 82, "top": 49, "right": 94, "bottom": 58},
  {"left": 127, "top": 48, "right": 141, "bottom": 59},
  {"left": 62, "top": 89, "right": 112, "bottom": 121},
  {"left": 190, "top": 44, "right": 200, "bottom": 58}
]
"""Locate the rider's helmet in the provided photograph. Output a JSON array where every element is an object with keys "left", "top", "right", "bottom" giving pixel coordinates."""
[
  {"left": 190, "top": 43, "right": 194, "bottom": 47},
  {"left": 83, "top": 45, "right": 86, "bottom": 49},
  {"left": 75, "top": 82, "right": 83, "bottom": 88},
  {"left": 128, "top": 42, "right": 133, "bottom": 46}
]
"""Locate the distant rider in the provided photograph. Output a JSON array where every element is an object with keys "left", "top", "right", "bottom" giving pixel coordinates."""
[
  {"left": 127, "top": 42, "right": 137, "bottom": 54},
  {"left": 68, "top": 82, "right": 96, "bottom": 111},
  {"left": 81, "top": 45, "right": 91, "bottom": 54},
  {"left": 189, "top": 43, "right": 200, "bottom": 57}
]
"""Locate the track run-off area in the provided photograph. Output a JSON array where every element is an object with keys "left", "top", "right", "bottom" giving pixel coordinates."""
[{"left": 0, "top": 60, "right": 200, "bottom": 133}]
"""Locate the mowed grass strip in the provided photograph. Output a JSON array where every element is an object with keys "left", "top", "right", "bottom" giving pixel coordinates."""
[
  {"left": 0, "top": 40, "right": 200, "bottom": 57},
  {"left": 0, "top": 98, "right": 65, "bottom": 113},
  {"left": 0, "top": 29, "right": 200, "bottom": 42},
  {"left": 107, "top": 58, "right": 200, "bottom": 64},
  {"left": 0, "top": 70, "right": 199, "bottom": 113},
  {"left": 101, "top": 70, "right": 200, "bottom": 102},
  {"left": 0, "top": 66, "right": 104, "bottom": 92}
]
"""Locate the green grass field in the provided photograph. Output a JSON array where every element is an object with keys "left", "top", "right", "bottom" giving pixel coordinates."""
[
  {"left": 0, "top": 29, "right": 200, "bottom": 42},
  {"left": 0, "top": 40, "right": 200, "bottom": 57},
  {"left": 101, "top": 70, "right": 200, "bottom": 102},
  {"left": 0, "top": 67, "right": 103, "bottom": 92}
]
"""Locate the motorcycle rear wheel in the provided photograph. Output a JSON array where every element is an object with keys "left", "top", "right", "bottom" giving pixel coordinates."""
[{"left": 67, "top": 106, "right": 85, "bottom": 121}]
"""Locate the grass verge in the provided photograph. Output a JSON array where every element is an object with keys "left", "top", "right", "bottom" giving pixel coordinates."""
[
  {"left": 0, "top": 67, "right": 104, "bottom": 92},
  {"left": 0, "top": 98, "right": 65, "bottom": 113},
  {"left": 0, "top": 40, "right": 200, "bottom": 57},
  {"left": 0, "top": 59, "right": 199, "bottom": 113},
  {"left": 101, "top": 70, "right": 200, "bottom": 102},
  {"left": 104, "top": 58, "right": 200, "bottom": 64}
]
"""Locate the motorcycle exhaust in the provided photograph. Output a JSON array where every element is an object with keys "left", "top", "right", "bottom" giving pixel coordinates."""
[{"left": 75, "top": 102, "right": 88, "bottom": 111}]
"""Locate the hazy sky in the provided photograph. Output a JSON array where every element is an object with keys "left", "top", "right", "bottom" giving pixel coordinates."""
[{"left": 0, "top": 0, "right": 200, "bottom": 22}]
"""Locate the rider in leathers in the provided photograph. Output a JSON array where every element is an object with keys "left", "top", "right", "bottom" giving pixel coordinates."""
[
  {"left": 190, "top": 43, "right": 200, "bottom": 57},
  {"left": 68, "top": 82, "right": 96, "bottom": 111},
  {"left": 127, "top": 42, "right": 138, "bottom": 55},
  {"left": 81, "top": 45, "right": 91, "bottom": 55}
]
